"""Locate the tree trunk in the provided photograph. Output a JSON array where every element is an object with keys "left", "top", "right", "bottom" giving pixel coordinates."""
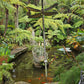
[
  {"left": 15, "top": 5, "right": 19, "bottom": 28},
  {"left": 4, "top": 8, "right": 8, "bottom": 36},
  {"left": 27, "top": 0, "right": 31, "bottom": 17}
]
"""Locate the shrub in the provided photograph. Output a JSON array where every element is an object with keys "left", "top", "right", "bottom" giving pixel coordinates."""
[
  {"left": 59, "top": 66, "right": 81, "bottom": 84},
  {"left": 59, "top": 52, "right": 84, "bottom": 84}
]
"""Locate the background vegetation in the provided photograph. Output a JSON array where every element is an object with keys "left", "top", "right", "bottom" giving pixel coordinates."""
[{"left": 0, "top": 0, "right": 84, "bottom": 84}]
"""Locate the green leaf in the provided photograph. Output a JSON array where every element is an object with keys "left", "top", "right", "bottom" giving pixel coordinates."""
[
  {"left": 48, "top": 35, "right": 53, "bottom": 39},
  {"left": 57, "top": 35, "right": 64, "bottom": 40},
  {"left": 73, "top": 21, "right": 83, "bottom": 28}
]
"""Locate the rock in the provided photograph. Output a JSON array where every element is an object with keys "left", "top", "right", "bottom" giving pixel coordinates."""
[
  {"left": 11, "top": 47, "right": 28, "bottom": 56},
  {"left": 44, "top": 82, "right": 59, "bottom": 84},
  {"left": 14, "top": 81, "right": 30, "bottom": 84},
  {"left": 10, "top": 47, "right": 28, "bottom": 62}
]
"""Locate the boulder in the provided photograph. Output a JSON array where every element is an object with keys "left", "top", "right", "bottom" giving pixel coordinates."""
[{"left": 14, "top": 81, "right": 30, "bottom": 84}]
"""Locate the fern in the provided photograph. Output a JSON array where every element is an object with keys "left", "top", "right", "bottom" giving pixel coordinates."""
[
  {"left": 6, "top": 28, "right": 32, "bottom": 46},
  {"left": 72, "top": 0, "right": 84, "bottom": 5},
  {"left": 71, "top": 5, "right": 84, "bottom": 10},
  {"left": 63, "top": 24, "right": 72, "bottom": 29},
  {"left": 27, "top": 4, "right": 41, "bottom": 10},
  {"left": 0, "top": 63, "right": 13, "bottom": 81},
  {"left": 73, "top": 21, "right": 84, "bottom": 28},
  {"left": 19, "top": 15, "right": 32, "bottom": 23},
  {"left": 47, "top": 30, "right": 60, "bottom": 39},
  {"left": 54, "top": 13, "right": 68, "bottom": 19},
  {"left": 34, "top": 17, "right": 72, "bottom": 35},
  {"left": 10, "top": 0, "right": 26, "bottom": 7},
  {"left": 58, "top": 3, "right": 70, "bottom": 9}
]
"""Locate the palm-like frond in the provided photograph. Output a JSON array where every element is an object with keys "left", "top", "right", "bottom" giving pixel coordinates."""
[
  {"left": 34, "top": 17, "right": 72, "bottom": 35},
  {"left": 0, "top": 0, "right": 15, "bottom": 12},
  {"left": 10, "top": 0, "right": 26, "bottom": 7}
]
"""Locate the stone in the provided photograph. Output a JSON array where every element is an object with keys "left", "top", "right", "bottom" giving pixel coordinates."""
[
  {"left": 44, "top": 82, "right": 59, "bottom": 84},
  {"left": 14, "top": 81, "right": 30, "bottom": 84}
]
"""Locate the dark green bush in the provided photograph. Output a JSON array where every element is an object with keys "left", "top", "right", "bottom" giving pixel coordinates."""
[
  {"left": 59, "top": 52, "right": 84, "bottom": 84},
  {"left": 76, "top": 52, "right": 84, "bottom": 63},
  {"left": 59, "top": 66, "right": 81, "bottom": 84}
]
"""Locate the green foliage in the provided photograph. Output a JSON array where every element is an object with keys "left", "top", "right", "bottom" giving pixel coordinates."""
[
  {"left": 0, "top": 63, "right": 13, "bottom": 71},
  {"left": 19, "top": 15, "right": 32, "bottom": 23},
  {"left": 73, "top": 21, "right": 83, "bottom": 28},
  {"left": 66, "top": 29, "right": 84, "bottom": 45},
  {"left": 5, "top": 28, "right": 32, "bottom": 46},
  {"left": 0, "top": 47, "right": 10, "bottom": 56},
  {"left": 76, "top": 52, "right": 84, "bottom": 64},
  {"left": 59, "top": 52, "right": 84, "bottom": 84},
  {"left": 0, "top": 63, "right": 13, "bottom": 81},
  {"left": 54, "top": 66, "right": 65, "bottom": 81},
  {"left": 34, "top": 17, "right": 72, "bottom": 42},
  {"left": 10, "top": 0, "right": 26, "bottom": 7},
  {"left": 54, "top": 13, "right": 68, "bottom": 20},
  {"left": 54, "top": 13, "right": 83, "bottom": 29},
  {"left": 59, "top": 66, "right": 80, "bottom": 84},
  {"left": 27, "top": 4, "right": 41, "bottom": 10},
  {"left": 0, "top": 0, "right": 15, "bottom": 12},
  {"left": 75, "top": 30, "right": 84, "bottom": 42},
  {"left": 0, "top": 25, "right": 5, "bottom": 35},
  {"left": 0, "top": 42, "right": 15, "bottom": 62},
  {"left": 71, "top": 5, "right": 84, "bottom": 15},
  {"left": 34, "top": 18, "right": 69, "bottom": 34},
  {"left": 0, "top": 42, "right": 11, "bottom": 57},
  {"left": 35, "top": 36, "right": 43, "bottom": 43},
  {"left": 0, "top": 42, "right": 14, "bottom": 82}
]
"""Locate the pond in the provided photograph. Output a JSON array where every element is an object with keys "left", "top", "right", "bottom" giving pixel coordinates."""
[{"left": 11, "top": 46, "right": 75, "bottom": 84}]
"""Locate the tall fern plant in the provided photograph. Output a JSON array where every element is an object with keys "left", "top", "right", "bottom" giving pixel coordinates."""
[
  {"left": 5, "top": 28, "right": 32, "bottom": 46},
  {"left": 34, "top": 16, "right": 72, "bottom": 43},
  {"left": 55, "top": 0, "right": 84, "bottom": 30}
]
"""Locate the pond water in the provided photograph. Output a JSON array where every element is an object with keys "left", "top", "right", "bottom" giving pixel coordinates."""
[{"left": 11, "top": 46, "right": 75, "bottom": 84}]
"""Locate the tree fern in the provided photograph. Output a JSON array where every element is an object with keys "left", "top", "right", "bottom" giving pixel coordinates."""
[
  {"left": 1, "top": 0, "right": 15, "bottom": 12},
  {"left": 34, "top": 16, "right": 72, "bottom": 42}
]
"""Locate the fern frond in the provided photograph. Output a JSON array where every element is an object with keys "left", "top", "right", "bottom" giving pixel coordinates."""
[
  {"left": 63, "top": 24, "right": 72, "bottom": 29},
  {"left": 19, "top": 16, "right": 32, "bottom": 23},
  {"left": 10, "top": 0, "right": 26, "bottom": 7},
  {"left": 27, "top": 4, "right": 41, "bottom": 10},
  {"left": 73, "top": 21, "right": 84, "bottom": 28},
  {"left": 72, "top": 0, "right": 84, "bottom": 5},
  {"left": 58, "top": 3, "right": 70, "bottom": 9},
  {"left": 54, "top": 13, "right": 68, "bottom": 19},
  {"left": 67, "top": 13, "right": 83, "bottom": 20},
  {"left": 34, "top": 17, "right": 72, "bottom": 35},
  {"left": 2, "top": 0, "right": 15, "bottom": 12},
  {"left": 71, "top": 5, "right": 84, "bottom": 11},
  {"left": 7, "top": 28, "right": 32, "bottom": 45}
]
